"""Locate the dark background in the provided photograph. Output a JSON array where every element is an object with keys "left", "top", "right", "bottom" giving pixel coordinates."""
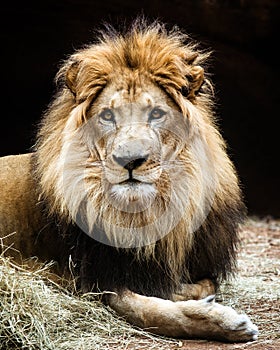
[{"left": 1, "top": 1, "right": 279, "bottom": 217}]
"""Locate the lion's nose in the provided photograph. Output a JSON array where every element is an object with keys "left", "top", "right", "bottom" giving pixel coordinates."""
[{"left": 113, "top": 155, "right": 148, "bottom": 171}]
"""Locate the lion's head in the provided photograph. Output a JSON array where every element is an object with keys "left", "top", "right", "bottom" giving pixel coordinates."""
[{"left": 35, "top": 20, "right": 245, "bottom": 285}]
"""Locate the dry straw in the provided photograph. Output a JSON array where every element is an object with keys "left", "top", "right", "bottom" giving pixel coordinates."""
[{"left": 0, "top": 255, "right": 178, "bottom": 350}]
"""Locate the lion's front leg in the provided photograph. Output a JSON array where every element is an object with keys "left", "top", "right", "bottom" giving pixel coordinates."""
[
  {"left": 108, "top": 290, "right": 258, "bottom": 342},
  {"left": 172, "top": 279, "right": 216, "bottom": 301}
]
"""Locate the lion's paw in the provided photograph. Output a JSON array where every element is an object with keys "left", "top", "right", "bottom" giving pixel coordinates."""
[
  {"left": 206, "top": 296, "right": 258, "bottom": 341},
  {"left": 178, "top": 295, "right": 258, "bottom": 342},
  {"left": 220, "top": 312, "right": 258, "bottom": 342}
]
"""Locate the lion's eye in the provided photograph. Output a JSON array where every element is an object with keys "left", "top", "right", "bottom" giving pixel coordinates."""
[
  {"left": 149, "top": 108, "right": 166, "bottom": 121},
  {"left": 100, "top": 109, "right": 115, "bottom": 123}
]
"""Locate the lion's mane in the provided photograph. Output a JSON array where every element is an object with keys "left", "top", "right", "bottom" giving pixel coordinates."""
[{"left": 33, "top": 19, "right": 245, "bottom": 297}]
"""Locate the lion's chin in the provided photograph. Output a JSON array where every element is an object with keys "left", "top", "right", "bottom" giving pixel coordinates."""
[{"left": 108, "top": 181, "right": 157, "bottom": 213}]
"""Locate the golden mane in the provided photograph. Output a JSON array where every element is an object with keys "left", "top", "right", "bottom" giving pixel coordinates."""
[
  {"left": 34, "top": 19, "right": 245, "bottom": 294},
  {"left": 59, "top": 20, "right": 211, "bottom": 108}
]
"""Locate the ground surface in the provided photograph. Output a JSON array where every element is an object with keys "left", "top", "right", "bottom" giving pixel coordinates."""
[
  {"left": 165, "top": 217, "right": 280, "bottom": 350},
  {"left": 1, "top": 217, "right": 279, "bottom": 349}
]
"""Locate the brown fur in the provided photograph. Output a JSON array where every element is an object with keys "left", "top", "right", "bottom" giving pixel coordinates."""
[
  {"left": 0, "top": 19, "right": 258, "bottom": 342},
  {"left": 34, "top": 20, "right": 244, "bottom": 285}
]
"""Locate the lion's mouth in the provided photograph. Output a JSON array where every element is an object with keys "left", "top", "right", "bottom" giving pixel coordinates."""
[
  {"left": 109, "top": 179, "right": 157, "bottom": 208},
  {"left": 120, "top": 178, "right": 147, "bottom": 186},
  {"left": 117, "top": 170, "right": 154, "bottom": 186}
]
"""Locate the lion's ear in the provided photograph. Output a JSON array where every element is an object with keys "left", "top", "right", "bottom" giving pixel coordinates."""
[
  {"left": 182, "top": 65, "right": 205, "bottom": 100},
  {"left": 65, "top": 61, "right": 80, "bottom": 95}
]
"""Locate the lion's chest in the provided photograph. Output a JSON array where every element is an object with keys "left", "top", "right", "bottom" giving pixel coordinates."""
[{"left": 71, "top": 232, "right": 177, "bottom": 299}]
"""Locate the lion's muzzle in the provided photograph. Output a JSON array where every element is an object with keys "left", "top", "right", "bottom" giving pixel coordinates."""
[{"left": 104, "top": 125, "right": 162, "bottom": 186}]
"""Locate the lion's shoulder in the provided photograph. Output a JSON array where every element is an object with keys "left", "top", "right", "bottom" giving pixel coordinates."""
[{"left": 0, "top": 153, "right": 35, "bottom": 206}]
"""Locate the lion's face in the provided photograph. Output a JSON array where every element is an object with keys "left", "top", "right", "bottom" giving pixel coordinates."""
[
  {"left": 57, "top": 75, "right": 207, "bottom": 248},
  {"left": 88, "top": 78, "right": 189, "bottom": 211}
]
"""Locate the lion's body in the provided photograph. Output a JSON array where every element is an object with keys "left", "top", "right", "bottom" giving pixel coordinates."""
[
  {"left": 0, "top": 154, "right": 69, "bottom": 274},
  {"left": 0, "top": 19, "right": 258, "bottom": 342}
]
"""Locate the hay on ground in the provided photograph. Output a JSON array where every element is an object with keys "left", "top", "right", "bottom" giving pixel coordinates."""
[
  {"left": 0, "top": 256, "right": 178, "bottom": 350},
  {"left": 0, "top": 217, "right": 279, "bottom": 349}
]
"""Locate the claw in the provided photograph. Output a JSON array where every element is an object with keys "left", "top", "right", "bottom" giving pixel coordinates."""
[
  {"left": 252, "top": 329, "right": 258, "bottom": 341},
  {"left": 204, "top": 294, "right": 215, "bottom": 303},
  {"left": 247, "top": 324, "right": 258, "bottom": 340}
]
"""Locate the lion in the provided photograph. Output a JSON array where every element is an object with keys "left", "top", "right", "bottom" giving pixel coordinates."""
[{"left": 0, "top": 19, "right": 258, "bottom": 342}]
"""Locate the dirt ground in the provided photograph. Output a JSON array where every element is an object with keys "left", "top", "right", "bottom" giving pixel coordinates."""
[{"left": 163, "top": 217, "right": 280, "bottom": 350}]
